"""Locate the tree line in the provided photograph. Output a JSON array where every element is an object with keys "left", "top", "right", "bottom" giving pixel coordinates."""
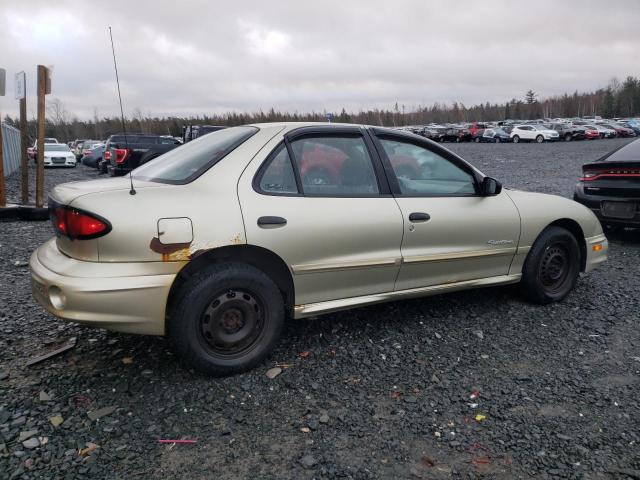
[{"left": 3, "top": 76, "right": 639, "bottom": 143}]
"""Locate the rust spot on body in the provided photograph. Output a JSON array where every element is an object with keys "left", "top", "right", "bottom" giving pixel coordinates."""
[{"left": 150, "top": 237, "right": 192, "bottom": 261}]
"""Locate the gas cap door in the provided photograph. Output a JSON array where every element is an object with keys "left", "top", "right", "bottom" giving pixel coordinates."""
[{"left": 157, "top": 217, "right": 193, "bottom": 244}]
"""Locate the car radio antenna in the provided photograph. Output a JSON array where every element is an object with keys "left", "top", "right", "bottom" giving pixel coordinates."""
[{"left": 108, "top": 26, "right": 135, "bottom": 195}]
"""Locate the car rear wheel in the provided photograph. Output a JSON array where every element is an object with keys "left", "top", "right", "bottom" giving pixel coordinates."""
[
  {"left": 564, "top": 133, "right": 572, "bottom": 141},
  {"left": 512, "top": 135, "right": 520, "bottom": 143},
  {"left": 535, "top": 135, "right": 544, "bottom": 143},
  {"left": 520, "top": 226, "right": 580, "bottom": 304},
  {"left": 168, "top": 262, "right": 285, "bottom": 376},
  {"left": 494, "top": 137, "right": 500, "bottom": 143},
  {"left": 474, "top": 137, "right": 481, "bottom": 143}
]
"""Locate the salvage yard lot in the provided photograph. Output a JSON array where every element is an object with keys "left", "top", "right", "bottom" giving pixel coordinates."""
[{"left": 1, "top": 138, "right": 639, "bottom": 479}]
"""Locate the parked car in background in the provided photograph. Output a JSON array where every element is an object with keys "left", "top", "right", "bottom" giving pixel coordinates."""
[
  {"left": 599, "top": 122, "right": 635, "bottom": 138},
  {"left": 480, "top": 128, "right": 511, "bottom": 143},
  {"left": 81, "top": 143, "right": 105, "bottom": 168},
  {"left": 582, "top": 126, "right": 601, "bottom": 140},
  {"left": 510, "top": 125, "right": 559, "bottom": 143},
  {"left": 28, "top": 138, "right": 60, "bottom": 160},
  {"left": 618, "top": 121, "right": 640, "bottom": 135},
  {"left": 30, "top": 123, "right": 607, "bottom": 376},
  {"left": 102, "top": 133, "right": 182, "bottom": 176},
  {"left": 182, "top": 125, "right": 227, "bottom": 143},
  {"left": 42, "top": 143, "right": 76, "bottom": 167},
  {"left": 548, "top": 123, "right": 585, "bottom": 141},
  {"left": 574, "top": 137, "right": 640, "bottom": 229},
  {"left": 70, "top": 139, "right": 93, "bottom": 160},
  {"left": 587, "top": 124, "right": 616, "bottom": 139},
  {"left": 470, "top": 123, "right": 488, "bottom": 142}
]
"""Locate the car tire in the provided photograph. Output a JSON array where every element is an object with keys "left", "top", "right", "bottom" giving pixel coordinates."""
[
  {"left": 474, "top": 137, "right": 481, "bottom": 143},
  {"left": 564, "top": 133, "right": 572, "bottom": 141},
  {"left": 495, "top": 137, "right": 500, "bottom": 143},
  {"left": 168, "top": 262, "right": 285, "bottom": 376},
  {"left": 520, "top": 226, "right": 580, "bottom": 304},
  {"left": 512, "top": 135, "right": 520, "bottom": 143},
  {"left": 536, "top": 135, "right": 544, "bottom": 143}
]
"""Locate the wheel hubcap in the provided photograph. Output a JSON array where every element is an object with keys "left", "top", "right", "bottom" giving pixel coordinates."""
[
  {"left": 539, "top": 244, "right": 569, "bottom": 291},
  {"left": 199, "top": 289, "right": 264, "bottom": 357}
]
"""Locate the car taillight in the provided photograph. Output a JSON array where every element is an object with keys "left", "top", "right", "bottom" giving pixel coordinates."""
[
  {"left": 580, "top": 168, "right": 640, "bottom": 181},
  {"left": 115, "top": 148, "right": 130, "bottom": 164},
  {"left": 50, "top": 205, "right": 111, "bottom": 240},
  {"left": 83, "top": 150, "right": 92, "bottom": 156},
  {"left": 104, "top": 150, "right": 111, "bottom": 160}
]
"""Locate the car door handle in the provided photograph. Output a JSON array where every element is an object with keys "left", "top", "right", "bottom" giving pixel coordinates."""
[
  {"left": 257, "top": 216, "right": 287, "bottom": 227},
  {"left": 409, "top": 212, "right": 431, "bottom": 222}
]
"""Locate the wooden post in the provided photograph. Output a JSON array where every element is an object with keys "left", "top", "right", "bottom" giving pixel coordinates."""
[
  {"left": 0, "top": 67, "right": 5, "bottom": 208},
  {"left": 20, "top": 89, "right": 28, "bottom": 204},
  {"left": 0, "top": 111, "right": 5, "bottom": 208},
  {"left": 35, "top": 65, "right": 46, "bottom": 208}
]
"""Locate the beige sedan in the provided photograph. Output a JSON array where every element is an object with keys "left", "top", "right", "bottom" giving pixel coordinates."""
[{"left": 30, "top": 123, "right": 608, "bottom": 375}]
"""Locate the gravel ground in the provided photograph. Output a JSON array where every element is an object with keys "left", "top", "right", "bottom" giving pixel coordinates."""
[{"left": 1, "top": 139, "right": 639, "bottom": 480}]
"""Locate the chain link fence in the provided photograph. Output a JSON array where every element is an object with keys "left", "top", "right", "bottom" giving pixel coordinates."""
[{"left": 2, "top": 123, "right": 21, "bottom": 178}]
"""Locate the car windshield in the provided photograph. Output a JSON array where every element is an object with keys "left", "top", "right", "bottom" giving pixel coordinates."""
[
  {"left": 45, "top": 145, "right": 70, "bottom": 152},
  {"left": 532, "top": 125, "right": 548, "bottom": 131},
  {"left": 133, "top": 126, "right": 259, "bottom": 184}
]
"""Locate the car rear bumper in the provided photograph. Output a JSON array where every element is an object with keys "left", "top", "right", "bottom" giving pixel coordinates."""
[
  {"left": 29, "top": 239, "right": 180, "bottom": 335},
  {"left": 574, "top": 185, "right": 640, "bottom": 227},
  {"left": 44, "top": 160, "right": 76, "bottom": 167}
]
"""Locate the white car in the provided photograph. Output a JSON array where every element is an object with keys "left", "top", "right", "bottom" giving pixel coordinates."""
[
  {"left": 43, "top": 143, "right": 77, "bottom": 167},
  {"left": 510, "top": 125, "right": 560, "bottom": 143}
]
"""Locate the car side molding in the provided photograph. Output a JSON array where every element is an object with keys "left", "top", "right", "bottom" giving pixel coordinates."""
[{"left": 293, "top": 273, "right": 522, "bottom": 318}]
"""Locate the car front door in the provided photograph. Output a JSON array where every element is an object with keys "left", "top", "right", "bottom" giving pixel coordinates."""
[
  {"left": 369, "top": 130, "right": 521, "bottom": 291},
  {"left": 238, "top": 126, "right": 404, "bottom": 307}
]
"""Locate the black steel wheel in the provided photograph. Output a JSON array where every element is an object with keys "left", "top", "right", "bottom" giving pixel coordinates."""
[
  {"left": 521, "top": 226, "right": 580, "bottom": 304},
  {"left": 198, "top": 288, "right": 265, "bottom": 359},
  {"left": 168, "top": 263, "right": 285, "bottom": 376},
  {"left": 538, "top": 243, "right": 570, "bottom": 295}
]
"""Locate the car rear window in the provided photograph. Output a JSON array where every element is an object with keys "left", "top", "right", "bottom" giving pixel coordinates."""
[
  {"left": 133, "top": 126, "right": 259, "bottom": 184},
  {"left": 605, "top": 138, "right": 640, "bottom": 162}
]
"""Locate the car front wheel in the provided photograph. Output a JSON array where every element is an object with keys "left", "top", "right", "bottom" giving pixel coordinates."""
[
  {"left": 520, "top": 226, "right": 580, "bottom": 304},
  {"left": 512, "top": 135, "right": 520, "bottom": 143},
  {"left": 536, "top": 135, "right": 544, "bottom": 143},
  {"left": 168, "top": 262, "right": 285, "bottom": 376}
]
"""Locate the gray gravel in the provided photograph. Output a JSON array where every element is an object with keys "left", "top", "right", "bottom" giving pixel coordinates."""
[{"left": 1, "top": 140, "right": 639, "bottom": 479}]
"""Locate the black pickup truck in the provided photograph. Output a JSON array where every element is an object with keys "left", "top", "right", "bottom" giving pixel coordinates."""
[{"left": 101, "top": 133, "right": 182, "bottom": 176}]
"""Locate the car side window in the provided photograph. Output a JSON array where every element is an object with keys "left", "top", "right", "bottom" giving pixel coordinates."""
[
  {"left": 378, "top": 138, "right": 476, "bottom": 196},
  {"left": 258, "top": 144, "right": 298, "bottom": 194},
  {"left": 289, "top": 135, "right": 379, "bottom": 196}
]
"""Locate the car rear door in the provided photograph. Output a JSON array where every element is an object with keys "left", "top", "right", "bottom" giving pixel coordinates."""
[
  {"left": 238, "top": 126, "right": 404, "bottom": 307},
  {"left": 369, "top": 129, "right": 521, "bottom": 291}
]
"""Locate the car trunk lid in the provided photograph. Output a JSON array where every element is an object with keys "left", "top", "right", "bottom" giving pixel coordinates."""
[{"left": 581, "top": 161, "right": 640, "bottom": 198}]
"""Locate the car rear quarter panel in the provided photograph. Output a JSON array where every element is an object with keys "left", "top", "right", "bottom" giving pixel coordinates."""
[{"left": 60, "top": 126, "right": 284, "bottom": 263}]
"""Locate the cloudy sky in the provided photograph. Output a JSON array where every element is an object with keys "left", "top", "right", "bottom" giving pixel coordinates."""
[{"left": 1, "top": 0, "right": 639, "bottom": 119}]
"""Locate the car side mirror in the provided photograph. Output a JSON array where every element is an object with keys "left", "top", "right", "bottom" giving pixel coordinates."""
[{"left": 481, "top": 176, "right": 502, "bottom": 196}]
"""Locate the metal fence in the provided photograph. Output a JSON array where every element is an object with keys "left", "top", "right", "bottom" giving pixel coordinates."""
[{"left": 2, "top": 123, "right": 21, "bottom": 178}]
